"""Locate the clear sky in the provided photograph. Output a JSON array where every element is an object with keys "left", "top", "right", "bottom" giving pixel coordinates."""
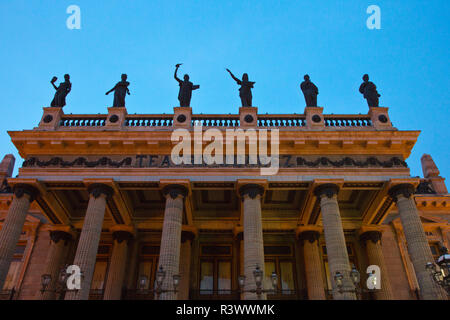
[{"left": 0, "top": 0, "right": 448, "bottom": 179}]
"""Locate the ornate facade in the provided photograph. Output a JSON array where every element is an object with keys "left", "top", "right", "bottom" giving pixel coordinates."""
[{"left": 0, "top": 105, "right": 448, "bottom": 300}]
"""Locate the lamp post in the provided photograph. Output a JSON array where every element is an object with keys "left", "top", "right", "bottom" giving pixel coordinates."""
[
  {"left": 40, "top": 265, "right": 83, "bottom": 296},
  {"left": 334, "top": 265, "right": 360, "bottom": 294},
  {"left": 238, "top": 266, "right": 279, "bottom": 297},
  {"left": 333, "top": 265, "right": 380, "bottom": 299},
  {"left": 138, "top": 266, "right": 180, "bottom": 299},
  {"left": 426, "top": 246, "right": 450, "bottom": 295}
]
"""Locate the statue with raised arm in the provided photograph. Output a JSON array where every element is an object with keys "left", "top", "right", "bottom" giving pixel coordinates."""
[
  {"left": 174, "top": 64, "right": 200, "bottom": 107},
  {"left": 300, "top": 74, "right": 319, "bottom": 107},
  {"left": 50, "top": 74, "right": 71, "bottom": 107},
  {"left": 359, "top": 74, "right": 380, "bottom": 107},
  {"left": 226, "top": 68, "right": 255, "bottom": 107},
  {"left": 106, "top": 74, "right": 130, "bottom": 107}
]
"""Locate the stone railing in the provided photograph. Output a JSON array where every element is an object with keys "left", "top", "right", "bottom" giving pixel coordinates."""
[
  {"left": 59, "top": 114, "right": 107, "bottom": 127},
  {"left": 258, "top": 114, "right": 306, "bottom": 127},
  {"left": 125, "top": 115, "right": 173, "bottom": 127},
  {"left": 324, "top": 115, "right": 372, "bottom": 128},
  {"left": 192, "top": 115, "right": 240, "bottom": 127},
  {"left": 37, "top": 106, "right": 395, "bottom": 131}
]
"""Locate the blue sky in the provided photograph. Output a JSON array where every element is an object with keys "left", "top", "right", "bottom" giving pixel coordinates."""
[{"left": 0, "top": 0, "right": 448, "bottom": 179}]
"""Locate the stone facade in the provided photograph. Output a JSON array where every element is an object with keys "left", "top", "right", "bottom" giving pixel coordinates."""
[{"left": 0, "top": 106, "right": 448, "bottom": 300}]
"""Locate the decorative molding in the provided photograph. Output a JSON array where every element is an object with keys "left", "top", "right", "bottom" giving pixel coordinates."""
[
  {"left": 177, "top": 114, "right": 187, "bottom": 123},
  {"left": 314, "top": 183, "right": 340, "bottom": 199},
  {"left": 88, "top": 183, "right": 114, "bottom": 199},
  {"left": 360, "top": 231, "right": 382, "bottom": 245},
  {"left": 43, "top": 115, "right": 54, "bottom": 123},
  {"left": 109, "top": 115, "right": 119, "bottom": 123},
  {"left": 388, "top": 184, "right": 415, "bottom": 202},
  {"left": 23, "top": 157, "right": 132, "bottom": 168},
  {"left": 298, "top": 230, "right": 320, "bottom": 243},
  {"left": 22, "top": 156, "right": 408, "bottom": 169},
  {"left": 0, "top": 179, "right": 12, "bottom": 194},
  {"left": 296, "top": 156, "right": 407, "bottom": 168},
  {"left": 239, "top": 184, "right": 265, "bottom": 199},
  {"left": 244, "top": 115, "right": 254, "bottom": 123},
  {"left": 415, "top": 181, "right": 436, "bottom": 195},
  {"left": 50, "top": 230, "right": 73, "bottom": 245},
  {"left": 13, "top": 184, "right": 39, "bottom": 202},
  {"left": 181, "top": 230, "right": 196, "bottom": 243},
  {"left": 112, "top": 230, "right": 134, "bottom": 244},
  {"left": 162, "top": 184, "right": 188, "bottom": 200}
]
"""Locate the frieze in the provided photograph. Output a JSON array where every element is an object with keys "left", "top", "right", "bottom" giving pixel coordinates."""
[{"left": 22, "top": 155, "right": 408, "bottom": 169}]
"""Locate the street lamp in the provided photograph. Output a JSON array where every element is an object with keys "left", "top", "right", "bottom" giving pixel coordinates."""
[
  {"left": 40, "top": 274, "right": 52, "bottom": 293},
  {"left": 426, "top": 246, "right": 450, "bottom": 294},
  {"left": 334, "top": 265, "right": 361, "bottom": 294},
  {"left": 239, "top": 266, "right": 278, "bottom": 297},
  {"left": 40, "top": 265, "right": 83, "bottom": 295},
  {"left": 137, "top": 266, "right": 180, "bottom": 299}
]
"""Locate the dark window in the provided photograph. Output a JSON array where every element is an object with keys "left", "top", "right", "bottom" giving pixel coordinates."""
[
  {"left": 201, "top": 245, "right": 231, "bottom": 256},
  {"left": 141, "top": 246, "right": 160, "bottom": 255},
  {"left": 264, "top": 246, "right": 292, "bottom": 255}
]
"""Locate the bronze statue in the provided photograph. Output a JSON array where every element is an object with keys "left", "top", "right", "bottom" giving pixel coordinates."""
[
  {"left": 300, "top": 75, "right": 319, "bottom": 107},
  {"left": 359, "top": 74, "right": 380, "bottom": 107},
  {"left": 226, "top": 69, "right": 255, "bottom": 107},
  {"left": 174, "top": 64, "right": 200, "bottom": 107},
  {"left": 50, "top": 74, "right": 71, "bottom": 107},
  {"left": 106, "top": 74, "right": 130, "bottom": 107}
]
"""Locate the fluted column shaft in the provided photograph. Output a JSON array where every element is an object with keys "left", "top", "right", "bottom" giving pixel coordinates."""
[
  {"left": 103, "top": 231, "right": 133, "bottom": 300},
  {"left": 315, "top": 184, "right": 356, "bottom": 300},
  {"left": 299, "top": 231, "right": 326, "bottom": 300},
  {"left": 389, "top": 184, "right": 446, "bottom": 300},
  {"left": 65, "top": 184, "right": 113, "bottom": 300},
  {"left": 360, "top": 231, "right": 394, "bottom": 300},
  {"left": 38, "top": 231, "right": 73, "bottom": 300},
  {"left": 157, "top": 185, "right": 187, "bottom": 300},
  {"left": 178, "top": 231, "right": 195, "bottom": 300},
  {"left": 240, "top": 184, "right": 266, "bottom": 300},
  {"left": 0, "top": 185, "right": 38, "bottom": 289}
]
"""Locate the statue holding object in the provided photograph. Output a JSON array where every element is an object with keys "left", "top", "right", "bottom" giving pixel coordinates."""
[
  {"left": 106, "top": 74, "right": 130, "bottom": 107},
  {"left": 226, "top": 68, "right": 255, "bottom": 107},
  {"left": 50, "top": 74, "right": 71, "bottom": 107},
  {"left": 174, "top": 64, "right": 200, "bottom": 107}
]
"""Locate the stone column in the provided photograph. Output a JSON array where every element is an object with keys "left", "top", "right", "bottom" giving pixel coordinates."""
[
  {"left": 65, "top": 184, "right": 113, "bottom": 300},
  {"left": 239, "top": 184, "right": 266, "bottom": 300},
  {"left": 103, "top": 231, "right": 133, "bottom": 300},
  {"left": 298, "top": 231, "right": 326, "bottom": 300},
  {"left": 38, "top": 230, "right": 73, "bottom": 300},
  {"left": 315, "top": 184, "right": 356, "bottom": 300},
  {"left": 389, "top": 184, "right": 446, "bottom": 300},
  {"left": 0, "top": 185, "right": 38, "bottom": 289},
  {"left": 359, "top": 231, "right": 394, "bottom": 300},
  {"left": 178, "top": 231, "right": 195, "bottom": 300},
  {"left": 157, "top": 185, "right": 188, "bottom": 300}
]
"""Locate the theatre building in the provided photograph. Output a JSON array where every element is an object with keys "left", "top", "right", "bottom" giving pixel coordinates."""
[{"left": 0, "top": 105, "right": 448, "bottom": 300}]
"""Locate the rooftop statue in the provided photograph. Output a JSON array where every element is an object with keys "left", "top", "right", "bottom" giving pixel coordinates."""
[
  {"left": 300, "top": 74, "right": 319, "bottom": 107},
  {"left": 50, "top": 74, "right": 71, "bottom": 107},
  {"left": 359, "top": 74, "right": 380, "bottom": 107},
  {"left": 174, "top": 64, "right": 200, "bottom": 107},
  {"left": 226, "top": 68, "right": 255, "bottom": 107},
  {"left": 106, "top": 74, "right": 130, "bottom": 107}
]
